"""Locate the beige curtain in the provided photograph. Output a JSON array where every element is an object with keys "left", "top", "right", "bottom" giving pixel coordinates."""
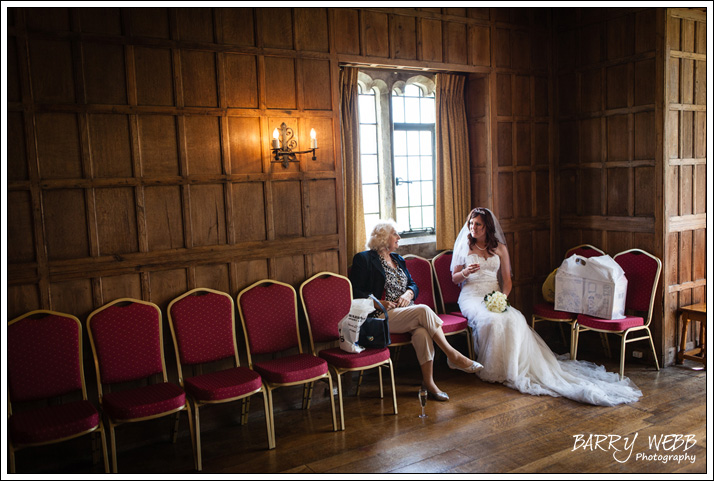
[
  {"left": 435, "top": 73, "right": 471, "bottom": 251},
  {"left": 340, "top": 67, "right": 366, "bottom": 263}
]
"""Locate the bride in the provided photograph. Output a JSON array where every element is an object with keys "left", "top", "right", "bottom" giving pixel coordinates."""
[{"left": 450, "top": 207, "right": 642, "bottom": 406}]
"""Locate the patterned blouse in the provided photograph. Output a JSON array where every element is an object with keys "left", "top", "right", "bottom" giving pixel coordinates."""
[{"left": 380, "top": 255, "right": 415, "bottom": 305}]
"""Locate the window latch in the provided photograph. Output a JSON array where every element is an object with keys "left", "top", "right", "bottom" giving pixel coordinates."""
[{"left": 395, "top": 177, "right": 412, "bottom": 186}]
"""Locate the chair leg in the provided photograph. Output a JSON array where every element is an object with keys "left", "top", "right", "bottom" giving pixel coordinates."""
[
  {"left": 388, "top": 359, "right": 398, "bottom": 415},
  {"left": 261, "top": 389, "right": 275, "bottom": 449},
  {"left": 266, "top": 387, "right": 276, "bottom": 446},
  {"left": 466, "top": 328, "right": 475, "bottom": 360},
  {"left": 646, "top": 327, "right": 661, "bottom": 371},
  {"left": 378, "top": 365, "right": 384, "bottom": 399},
  {"left": 303, "top": 382, "right": 314, "bottom": 410},
  {"left": 194, "top": 404, "right": 202, "bottom": 471},
  {"left": 98, "top": 421, "right": 110, "bottom": 473},
  {"left": 326, "top": 374, "right": 338, "bottom": 432},
  {"left": 241, "top": 397, "right": 251, "bottom": 425},
  {"left": 600, "top": 333, "right": 612, "bottom": 358},
  {"left": 572, "top": 324, "right": 580, "bottom": 360},
  {"left": 334, "top": 369, "right": 345, "bottom": 431},
  {"left": 619, "top": 334, "right": 627, "bottom": 380},
  {"left": 109, "top": 420, "right": 118, "bottom": 473},
  {"left": 356, "top": 370, "right": 364, "bottom": 396},
  {"left": 171, "top": 412, "right": 180, "bottom": 443}
]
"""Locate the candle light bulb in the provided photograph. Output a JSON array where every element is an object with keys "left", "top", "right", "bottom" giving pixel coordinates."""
[
  {"left": 310, "top": 128, "right": 317, "bottom": 149},
  {"left": 272, "top": 128, "right": 280, "bottom": 149}
]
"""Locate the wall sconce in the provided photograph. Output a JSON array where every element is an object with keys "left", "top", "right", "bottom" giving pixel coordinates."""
[{"left": 271, "top": 122, "right": 318, "bottom": 168}]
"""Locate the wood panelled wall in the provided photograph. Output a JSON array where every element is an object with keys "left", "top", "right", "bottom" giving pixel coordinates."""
[
  {"left": 466, "top": 9, "right": 552, "bottom": 315},
  {"left": 553, "top": 7, "right": 663, "bottom": 355},
  {"left": 6, "top": 7, "right": 704, "bottom": 369},
  {"left": 663, "top": 8, "right": 707, "bottom": 364},
  {"left": 6, "top": 6, "right": 345, "bottom": 325}
]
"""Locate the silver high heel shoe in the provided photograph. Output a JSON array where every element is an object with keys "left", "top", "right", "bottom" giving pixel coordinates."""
[
  {"left": 447, "top": 358, "right": 484, "bottom": 374},
  {"left": 421, "top": 384, "right": 449, "bottom": 402}
]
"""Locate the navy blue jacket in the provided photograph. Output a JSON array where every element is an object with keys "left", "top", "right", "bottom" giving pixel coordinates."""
[{"left": 348, "top": 250, "right": 419, "bottom": 301}]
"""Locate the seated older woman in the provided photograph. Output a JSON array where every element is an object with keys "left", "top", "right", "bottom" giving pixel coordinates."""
[{"left": 349, "top": 219, "right": 483, "bottom": 401}]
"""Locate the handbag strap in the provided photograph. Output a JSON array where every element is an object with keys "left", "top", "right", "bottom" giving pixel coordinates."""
[{"left": 368, "top": 294, "right": 388, "bottom": 322}]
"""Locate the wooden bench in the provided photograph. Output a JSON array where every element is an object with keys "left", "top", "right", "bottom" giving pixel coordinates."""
[{"left": 677, "top": 302, "right": 706, "bottom": 367}]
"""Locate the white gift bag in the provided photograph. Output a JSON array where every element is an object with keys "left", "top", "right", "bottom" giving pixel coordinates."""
[
  {"left": 554, "top": 254, "right": 628, "bottom": 319},
  {"left": 337, "top": 298, "right": 376, "bottom": 353}
]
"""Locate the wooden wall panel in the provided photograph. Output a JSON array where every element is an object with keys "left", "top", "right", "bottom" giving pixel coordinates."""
[
  {"left": 36, "top": 113, "right": 82, "bottom": 179},
  {"left": 445, "top": 22, "right": 467, "bottom": 65},
  {"left": 190, "top": 184, "right": 227, "bottom": 247},
  {"left": 264, "top": 57, "right": 297, "bottom": 110},
  {"left": 134, "top": 47, "right": 174, "bottom": 106},
  {"left": 79, "top": 7, "right": 123, "bottom": 35},
  {"left": 177, "top": 7, "right": 215, "bottom": 43},
  {"left": 232, "top": 183, "right": 266, "bottom": 242},
  {"left": 333, "top": 8, "right": 360, "bottom": 55},
  {"left": 89, "top": 114, "right": 133, "bottom": 178},
  {"left": 273, "top": 181, "right": 303, "bottom": 238},
  {"left": 306, "top": 117, "right": 336, "bottom": 172},
  {"left": 195, "top": 263, "right": 231, "bottom": 293},
  {"left": 181, "top": 50, "right": 218, "bottom": 108},
  {"left": 83, "top": 42, "right": 127, "bottom": 105},
  {"left": 8, "top": 285, "right": 42, "bottom": 320},
  {"left": 130, "top": 7, "right": 170, "bottom": 39},
  {"left": 139, "top": 115, "right": 179, "bottom": 176},
  {"left": 363, "top": 11, "right": 389, "bottom": 58},
  {"left": 274, "top": 255, "right": 306, "bottom": 287},
  {"left": 223, "top": 53, "right": 258, "bottom": 108},
  {"left": 259, "top": 8, "right": 293, "bottom": 50},
  {"left": 101, "top": 273, "right": 143, "bottom": 304},
  {"left": 144, "top": 186, "right": 184, "bottom": 250},
  {"left": 184, "top": 116, "right": 222, "bottom": 175},
  {"left": 302, "top": 59, "right": 332, "bottom": 110},
  {"left": 95, "top": 187, "right": 139, "bottom": 255},
  {"left": 29, "top": 38, "right": 75, "bottom": 103},
  {"left": 220, "top": 7, "right": 255, "bottom": 46},
  {"left": 43, "top": 189, "right": 89, "bottom": 260},
  {"left": 295, "top": 8, "right": 329, "bottom": 53},
  {"left": 421, "top": 19, "right": 443, "bottom": 62},
  {"left": 306, "top": 180, "right": 337, "bottom": 236},
  {"left": 7, "top": 112, "right": 27, "bottom": 181},
  {"left": 50, "top": 279, "right": 94, "bottom": 319},
  {"left": 149, "top": 269, "right": 189, "bottom": 310},
  {"left": 7, "top": 191, "right": 35, "bottom": 263},
  {"left": 228, "top": 117, "right": 262, "bottom": 174}
]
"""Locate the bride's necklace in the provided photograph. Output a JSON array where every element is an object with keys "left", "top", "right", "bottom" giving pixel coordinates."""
[{"left": 474, "top": 243, "right": 487, "bottom": 251}]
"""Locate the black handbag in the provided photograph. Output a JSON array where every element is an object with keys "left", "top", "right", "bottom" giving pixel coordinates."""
[{"left": 358, "top": 295, "right": 391, "bottom": 349}]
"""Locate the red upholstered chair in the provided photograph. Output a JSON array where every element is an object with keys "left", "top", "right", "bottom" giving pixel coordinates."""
[
  {"left": 86, "top": 298, "right": 196, "bottom": 473},
  {"left": 168, "top": 288, "right": 274, "bottom": 470},
  {"left": 299, "top": 272, "right": 398, "bottom": 431},
  {"left": 432, "top": 250, "right": 465, "bottom": 318},
  {"left": 531, "top": 244, "right": 606, "bottom": 358},
  {"left": 573, "top": 248, "right": 662, "bottom": 379},
  {"left": 404, "top": 255, "right": 474, "bottom": 359},
  {"left": 236, "top": 280, "right": 338, "bottom": 441},
  {"left": 7, "top": 310, "right": 109, "bottom": 474}
]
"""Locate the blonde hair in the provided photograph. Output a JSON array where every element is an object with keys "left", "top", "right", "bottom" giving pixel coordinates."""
[{"left": 366, "top": 219, "right": 398, "bottom": 251}]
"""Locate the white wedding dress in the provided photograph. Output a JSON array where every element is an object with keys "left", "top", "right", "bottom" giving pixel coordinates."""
[{"left": 458, "top": 253, "right": 642, "bottom": 406}]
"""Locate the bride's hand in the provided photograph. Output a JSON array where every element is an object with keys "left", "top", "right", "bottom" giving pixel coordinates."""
[{"left": 462, "top": 263, "right": 480, "bottom": 277}]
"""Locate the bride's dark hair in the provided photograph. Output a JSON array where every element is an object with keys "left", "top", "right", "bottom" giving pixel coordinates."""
[{"left": 467, "top": 208, "right": 498, "bottom": 255}]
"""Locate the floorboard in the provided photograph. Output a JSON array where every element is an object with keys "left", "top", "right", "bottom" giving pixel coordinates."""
[{"left": 9, "top": 345, "right": 709, "bottom": 476}]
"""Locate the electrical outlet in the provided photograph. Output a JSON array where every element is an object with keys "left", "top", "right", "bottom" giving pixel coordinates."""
[{"left": 632, "top": 350, "right": 643, "bottom": 359}]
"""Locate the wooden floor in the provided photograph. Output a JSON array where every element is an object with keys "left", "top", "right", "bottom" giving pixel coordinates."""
[{"left": 11, "top": 338, "right": 709, "bottom": 476}]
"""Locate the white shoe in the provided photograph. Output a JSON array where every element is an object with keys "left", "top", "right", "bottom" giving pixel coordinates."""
[{"left": 448, "top": 358, "right": 484, "bottom": 374}]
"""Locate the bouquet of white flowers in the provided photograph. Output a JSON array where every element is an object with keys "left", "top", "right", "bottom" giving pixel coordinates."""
[{"left": 484, "top": 291, "right": 509, "bottom": 313}]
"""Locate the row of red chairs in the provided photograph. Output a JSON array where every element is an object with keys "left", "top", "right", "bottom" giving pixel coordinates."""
[
  {"left": 531, "top": 245, "right": 662, "bottom": 379},
  {"left": 8, "top": 273, "right": 403, "bottom": 473}
]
